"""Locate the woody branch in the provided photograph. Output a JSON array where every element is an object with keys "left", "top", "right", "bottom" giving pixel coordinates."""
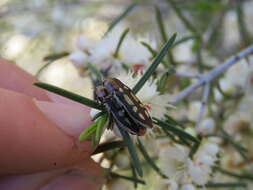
[{"left": 171, "top": 44, "right": 253, "bottom": 104}]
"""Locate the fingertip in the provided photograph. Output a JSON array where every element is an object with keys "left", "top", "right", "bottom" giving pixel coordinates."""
[{"left": 0, "top": 59, "right": 49, "bottom": 100}]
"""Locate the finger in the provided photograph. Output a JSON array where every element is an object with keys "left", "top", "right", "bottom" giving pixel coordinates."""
[
  {"left": 0, "top": 59, "right": 89, "bottom": 110},
  {"left": 0, "top": 158, "right": 104, "bottom": 190},
  {"left": 0, "top": 59, "right": 49, "bottom": 101},
  {"left": 0, "top": 88, "right": 93, "bottom": 175}
]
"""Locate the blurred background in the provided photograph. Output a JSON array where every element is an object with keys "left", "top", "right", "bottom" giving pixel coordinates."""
[
  {"left": 1, "top": 0, "right": 253, "bottom": 97},
  {"left": 1, "top": 1, "right": 253, "bottom": 189}
]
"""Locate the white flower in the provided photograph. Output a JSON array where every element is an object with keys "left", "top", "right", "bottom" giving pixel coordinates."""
[
  {"left": 163, "top": 179, "right": 179, "bottom": 190},
  {"left": 69, "top": 51, "right": 88, "bottom": 67},
  {"left": 188, "top": 160, "right": 211, "bottom": 185},
  {"left": 76, "top": 34, "right": 97, "bottom": 51},
  {"left": 159, "top": 144, "right": 190, "bottom": 180},
  {"left": 197, "top": 118, "right": 216, "bottom": 135},
  {"left": 201, "top": 142, "right": 219, "bottom": 156},
  {"left": 120, "top": 36, "right": 153, "bottom": 65},
  {"left": 180, "top": 184, "right": 196, "bottom": 190},
  {"left": 219, "top": 59, "right": 252, "bottom": 94},
  {"left": 114, "top": 151, "right": 130, "bottom": 168},
  {"left": 213, "top": 88, "right": 223, "bottom": 102},
  {"left": 116, "top": 72, "right": 172, "bottom": 119},
  {"left": 72, "top": 26, "right": 155, "bottom": 74},
  {"left": 188, "top": 139, "right": 219, "bottom": 185},
  {"left": 88, "top": 26, "right": 123, "bottom": 69}
]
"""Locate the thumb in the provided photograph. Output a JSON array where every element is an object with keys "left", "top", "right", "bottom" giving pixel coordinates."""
[{"left": 0, "top": 88, "right": 93, "bottom": 175}]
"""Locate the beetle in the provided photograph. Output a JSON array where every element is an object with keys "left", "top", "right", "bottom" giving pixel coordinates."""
[{"left": 95, "top": 78, "right": 153, "bottom": 136}]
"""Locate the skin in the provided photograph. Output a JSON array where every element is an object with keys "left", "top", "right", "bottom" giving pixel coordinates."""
[{"left": 0, "top": 59, "right": 104, "bottom": 190}]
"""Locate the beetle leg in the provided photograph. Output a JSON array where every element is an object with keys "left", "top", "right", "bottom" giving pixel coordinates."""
[{"left": 107, "top": 114, "right": 114, "bottom": 130}]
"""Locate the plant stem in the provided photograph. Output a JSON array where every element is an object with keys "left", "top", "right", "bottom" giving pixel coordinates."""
[{"left": 171, "top": 44, "right": 253, "bottom": 104}]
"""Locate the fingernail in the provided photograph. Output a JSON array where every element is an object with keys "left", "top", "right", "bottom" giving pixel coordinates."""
[
  {"left": 34, "top": 100, "right": 91, "bottom": 137},
  {"left": 46, "top": 91, "right": 86, "bottom": 109}
]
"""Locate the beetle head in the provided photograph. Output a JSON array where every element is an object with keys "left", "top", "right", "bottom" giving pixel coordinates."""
[
  {"left": 103, "top": 78, "right": 118, "bottom": 92},
  {"left": 95, "top": 86, "right": 109, "bottom": 103}
]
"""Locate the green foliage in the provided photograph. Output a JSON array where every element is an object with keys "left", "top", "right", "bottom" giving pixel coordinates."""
[
  {"left": 113, "top": 28, "right": 130, "bottom": 58},
  {"left": 132, "top": 33, "right": 177, "bottom": 94},
  {"left": 105, "top": 3, "right": 137, "bottom": 36},
  {"left": 92, "top": 140, "right": 125, "bottom": 155},
  {"left": 34, "top": 82, "right": 103, "bottom": 110},
  {"left": 118, "top": 127, "right": 143, "bottom": 177},
  {"left": 137, "top": 138, "right": 167, "bottom": 178}
]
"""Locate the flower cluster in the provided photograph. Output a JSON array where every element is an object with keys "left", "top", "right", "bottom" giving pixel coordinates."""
[
  {"left": 67, "top": 25, "right": 223, "bottom": 190},
  {"left": 69, "top": 26, "right": 155, "bottom": 75},
  {"left": 158, "top": 138, "right": 219, "bottom": 190}
]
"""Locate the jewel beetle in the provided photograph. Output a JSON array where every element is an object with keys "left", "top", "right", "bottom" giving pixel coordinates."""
[{"left": 95, "top": 78, "right": 153, "bottom": 136}]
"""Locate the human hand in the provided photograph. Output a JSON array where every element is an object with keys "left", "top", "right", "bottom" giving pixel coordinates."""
[{"left": 0, "top": 59, "right": 104, "bottom": 190}]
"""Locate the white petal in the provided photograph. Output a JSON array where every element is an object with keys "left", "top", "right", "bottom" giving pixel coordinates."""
[
  {"left": 197, "top": 118, "right": 215, "bottom": 135},
  {"left": 197, "top": 154, "right": 214, "bottom": 165},
  {"left": 181, "top": 184, "right": 196, "bottom": 190},
  {"left": 76, "top": 35, "right": 96, "bottom": 50},
  {"left": 69, "top": 51, "right": 88, "bottom": 67},
  {"left": 203, "top": 143, "right": 219, "bottom": 156}
]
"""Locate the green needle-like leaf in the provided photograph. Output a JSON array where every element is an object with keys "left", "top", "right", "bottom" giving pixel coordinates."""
[
  {"left": 114, "top": 28, "right": 130, "bottom": 58},
  {"left": 159, "top": 128, "right": 186, "bottom": 145},
  {"left": 109, "top": 172, "right": 145, "bottom": 185},
  {"left": 43, "top": 51, "right": 69, "bottom": 61},
  {"left": 36, "top": 62, "right": 53, "bottom": 77},
  {"left": 131, "top": 163, "right": 138, "bottom": 188},
  {"left": 94, "top": 115, "right": 108, "bottom": 145},
  {"left": 105, "top": 3, "right": 137, "bottom": 36},
  {"left": 92, "top": 111, "right": 107, "bottom": 121},
  {"left": 132, "top": 33, "right": 176, "bottom": 94},
  {"left": 153, "top": 117, "right": 199, "bottom": 144},
  {"left": 155, "top": 6, "right": 168, "bottom": 42},
  {"left": 140, "top": 41, "right": 157, "bottom": 57},
  {"left": 92, "top": 140, "right": 125, "bottom": 155},
  {"left": 34, "top": 82, "right": 103, "bottom": 110},
  {"left": 79, "top": 122, "right": 97, "bottom": 142},
  {"left": 87, "top": 63, "right": 103, "bottom": 82},
  {"left": 137, "top": 138, "right": 167, "bottom": 178},
  {"left": 172, "top": 35, "right": 197, "bottom": 47},
  {"left": 143, "top": 36, "right": 195, "bottom": 58},
  {"left": 37, "top": 52, "right": 70, "bottom": 77},
  {"left": 202, "top": 182, "right": 247, "bottom": 188},
  {"left": 155, "top": 6, "right": 175, "bottom": 67},
  {"left": 118, "top": 127, "right": 143, "bottom": 177},
  {"left": 189, "top": 141, "right": 201, "bottom": 158},
  {"left": 164, "top": 114, "right": 184, "bottom": 127},
  {"left": 221, "top": 129, "right": 248, "bottom": 160},
  {"left": 215, "top": 167, "right": 253, "bottom": 181}
]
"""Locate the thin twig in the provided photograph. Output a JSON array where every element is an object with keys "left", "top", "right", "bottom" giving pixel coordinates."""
[
  {"left": 171, "top": 44, "right": 253, "bottom": 104},
  {"left": 196, "top": 83, "right": 210, "bottom": 128},
  {"left": 175, "top": 72, "right": 201, "bottom": 79}
]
